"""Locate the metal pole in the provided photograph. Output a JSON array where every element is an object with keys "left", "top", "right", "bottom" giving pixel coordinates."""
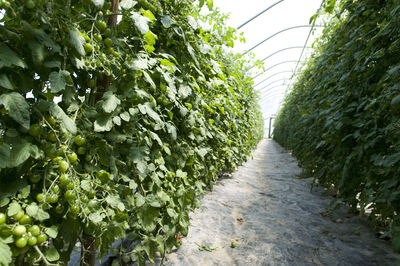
[
  {"left": 237, "top": 0, "right": 285, "bottom": 29},
  {"left": 268, "top": 117, "right": 273, "bottom": 138},
  {"left": 243, "top": 25, "right": 323, "bottom": 55}
]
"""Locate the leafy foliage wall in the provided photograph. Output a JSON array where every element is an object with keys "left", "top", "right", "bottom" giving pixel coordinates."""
[
  {"left": 274, "top": 0, "right": 400, "bottom": 251},
  {"left": 0, "top": 0, "right": 264, "bottom": 264}
]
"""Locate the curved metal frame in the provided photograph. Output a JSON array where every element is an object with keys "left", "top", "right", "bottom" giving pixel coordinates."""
[
  {"left": 237, "top": 0, "right": 285, "bottom": 29},
  {"left": 250, "top": 47, "right": 310, "bottom": 70},
  {"left": 258, "top": 78, "right": 290, "bottom": 92},
  {"left": 254, "top": 71, "right": 293, "bottom": 87},
  {"left": 252, "top": 60, "right": 302, "bottom": 79},
  {"left": 243, "top": 25, "right": 323, "bottom": 55}
]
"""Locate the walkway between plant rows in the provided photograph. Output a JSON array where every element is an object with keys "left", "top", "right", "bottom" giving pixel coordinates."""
[{"left": 151, "top": 139, "right": 400, "bottom": 266}]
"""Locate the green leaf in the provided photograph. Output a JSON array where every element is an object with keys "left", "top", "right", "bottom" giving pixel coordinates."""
[
  {"left": 49, "top": 70, "right": 70, "bottom": 93},
  {"left": 89, "top": 212, "right": 105, "bottom": 224},
  {"left": 391, "top": 95, "right": 400, "bottom": 106},
  {"left": 26, "top": 202, "right": 50, "bottom": 221},
  {"left": 94, "top": 115, "right": 113, "bottom": 132},
  {"left": 113, "top": 116, "right": 121, "bottom": 126},
  {"left": 0, "top": 144, "right": 10, "bottom": 169},
  {"left": 102, "top": 92, "right": 121, "bottom": 113},
  {"left": 138, "top": 205, "right": 159, "bottom": 232},
  {"left": 161, "top": 15, "right": 174, "bottom": 28},
  {"left": 139, "top": 103, "right": 161, "bottom": 123},
  {"left": 120, "top": 112, "right": 130, "bottom": 122},
  {"left": 69, "top": 28, "right": 85, "bottom": 56},
  {"left": 81, "top": 180, "right": 91, "bottom": 191},
  {"left": 0, "top": 92, "right": 30, "bottom": 130},
  {"left": 120, "top": 0, "right": 137, "bottom": 9},
  {"left": 126, "top": 57, "right": 148, "bottom": 70},
  {"left": 49, "top": 103, "right": 77, "bottom": 134},
  {"left": 143, "top": 71, "right": 156, "bottom": 89},
  {"left": 131, "top": 12, "right": 151, "bottom": 35},
  {"left": 0, "top": 74, "right": 13, "bottom": 90},
  {"left": 45, "top": 226, "right": 58, "bottom": 238},
  {"left": 178, "top": 84, "right": 192, "bottom": 99},
  {"left": 45, "top": 247, "right": 60, "bottom": 262},
  {"left": 0, "top": 240, "right": 12, "bottom": 266},
  {"left": 176, "top": 169, "right": 187, "bottom": 178},
  {"left": 19, "top": 185, "right": 30, "bottom": 199},
  {"left": 0, "top": 45, "right": 27, "bottom": 69},
  {"left": 135, "top": 193, "right": 145, "bottom": 207},
  {"left": 7, "top": 201, "right": 21, "bottom": 216},
  {"left": 143, "top": 31, "right": 157, "bottom": 46},
  {"left": 141, "top": 9, "right": 156, "bottom": 22},
  {"left": 92, "top": 0, "right": 104, "bottom": 8},
  {"left": 166, "top": 208, "right": 177, "bottom": 219},
  {"left": 166, "top": 123, "right": 177, "bottom": 140},
  {"left": 206, "top": 0, "right": 213, "bottom": 10},
  {"left": 7, "top": 141, "right": 40, "bottom": 168}
]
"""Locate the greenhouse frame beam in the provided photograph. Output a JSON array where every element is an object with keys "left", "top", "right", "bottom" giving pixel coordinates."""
[
  {"left": 237, "top": 0, "right": 285, "bottom": 29},
  {"left": 243, "top": 25, "right": 323, "bottom": 55}
]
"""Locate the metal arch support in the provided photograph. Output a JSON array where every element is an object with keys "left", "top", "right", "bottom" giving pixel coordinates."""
[
  {"left": 257, "top": 84, "right": 285, "bottom": 97},
  {"left": 254, "top": 70, "right": 293, "bottom": 88},
  {"left": 237, "top": 0, "right": 285, "bottom": 30},
  {"left": 243, "top": 25, "right": 324, "bottom": 55},
  {"left": 258, "top": 78, "right": 290, "bottom": 92},
  {"left": 261, "top": 89, "right": 286, "bottom": 100},
  {"left": 252, "top": 60, "right": 303, "bottom": 79},
  {"left": 249, "top": 46, "right": 311, "bottom": 71}
]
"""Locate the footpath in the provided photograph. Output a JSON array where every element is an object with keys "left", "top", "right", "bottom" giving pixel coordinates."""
[{"left": 151, "top": 139, "right": 400, "bottom": 266}]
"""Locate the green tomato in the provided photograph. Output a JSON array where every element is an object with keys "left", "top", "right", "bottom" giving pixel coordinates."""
[
  {"left": 74, "top": 135, "right": 86, "bottom": 146},
  {"left": 25, "top": 0, "right": 35, "bottom": 9},
  {"left": 97, "top": 170, "right": 111, "bottom": 184},
  {"left": 70, "top": 205, "right": 80, "bottom": 215},
  {"left": 45, "top": 146, "right": 58, "bottom": 159},
  {"left": 85, "top": 154, "right": 92, "bottom": 162},
  {"left": 13, "top": 225, "right": 27, "bottom": 236},
  {"left": 104, "top": 37, "right": 112, "bottom": 47},
  {"left": 47, "top": 194, "right": 58, "bottom": 204},
  {"left": 67, "top": 152, "right": 78, "bottom": 163},
  {"left": 104, "top": 28, "right": 112, "bottom": 37},
  {"left": 58, "top": 160, "right": 69, "bottom": 173},
  {"left": 29, "top": 174, "right": 41, "bottom": 184},
  {"left": 13, "top": 209, "right": 24, "bottom": 221},
  {"left": 28, "top": 236, "right": 37, "bottom": 246},
  {"left": 28, "top": 225, "right": 40, "bottom": 236},
  {"left": 96, "top": 20, "right": 107, "bottom": 31},
  {"left": 28, "top": 124, "right": 42, "bottom": 137},
  {"left": 98, "top": 10, "right": 103, "bottom": 17},
  {"left": 64, "top": 190, "right": 76, "bottom": 202},
  {"left": 0, "top": 213, "right": 6, "bottom": 224},
  {"left": 52, "top": 184, "right": 60, "bottom": 193},
  {"left": 59, "top": 174, "right": 71, "bottom": 187},
  {"left": 15, "top": 237, "right": 28, "bottom": 248},
  {"left": 46, "top": 116, "right": 57, "bottom": 126},
  {"left": 55, "top": 204, "right": 64, "bottom": 214},
  {"left": 36, "top": 193, "right": 44, "bottom": 202},
  {"left": 77, "top": 147, "right": 86, "bottom": 155},
  {"left": 93, "top": 33, "right": 102, "bottom": 42},
  {"left": 36, "top": 233, "right": 47, "bottom": 244},
  {"left": 47, "top": 132, "right": 57, "bottom": 142},
  {"left": 84, "top": 43, "right": 93, "bottom": 54},
  {"left": 19, "top": 215, "right": 32, "bottom": 225}
]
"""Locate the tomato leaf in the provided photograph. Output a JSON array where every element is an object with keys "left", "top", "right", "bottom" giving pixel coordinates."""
[
  {"left": 49, "top": 102, "right": 77, "bottom": 134},
  {"left": 45, "top": 247, "right": 60, "bottom": 262},
  {"left": 7, "top": 201, "right": 21, "bottom": 216},
  {"left": 131, "top": 12, "right": 151, "bottom": 35},
  {"left": 120, "top": 0, "right": 137, "bottom": 10},
  {"left": 0, "top": 92, "right": 30, "bottom": 130},
  {"left": 94, "top": 115, "right": 113, "bottom": 132},
  {"left": 45, "top": 226, "right": 58, "bottom": 238},
  {"left": 69, "top": 28, "right": 85, "bottom": 56},
  {"left": 49, "top": 70, "right": 70, "bottom": 93},
  {"left": 161, "top": 15, "right": 174, "bottom": 28},
  {"left": 0, "top": 45, "right": 27, "bottom": 69},
  {"left": 0, "top": 240, "right": 12, "bottom": 266},
  {"left": 0, "top": 74, "right": 13, "bottom": 90},
  {"left": 6, "top": 141, "right": 41, "bottom": 168},
  {"left": 102, "top": 92, "right": 121, "bottom": 113},
  {"left": 91, "top": 0, "right": 104, "bottom": 8}
]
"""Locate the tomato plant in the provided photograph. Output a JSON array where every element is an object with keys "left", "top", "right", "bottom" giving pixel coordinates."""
[
  {"left": 0, "top": 0, "right": 263, "bottom": 264},
  {"left": 274, "top": 0, "right": 400, "bottom": 253}
]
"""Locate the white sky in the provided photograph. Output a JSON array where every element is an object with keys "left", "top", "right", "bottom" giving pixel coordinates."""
[{"left": 213, "top": 0, "right": 324, "bottom": 131}]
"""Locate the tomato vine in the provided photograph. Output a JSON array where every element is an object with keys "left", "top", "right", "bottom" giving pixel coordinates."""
[
  {"left": 274, "top": 0, "right": 400, "bottom": 252},
  {"left": 0, "top": 0, "right": 264, "bottom": 265}
]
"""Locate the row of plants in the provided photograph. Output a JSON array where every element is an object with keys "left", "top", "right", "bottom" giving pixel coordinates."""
[
  {"left": 274, "top": 0, "right": 400, "bottom": 251},
  {"left": 0, "top": 0, "right": 264, "bottom": 264}
]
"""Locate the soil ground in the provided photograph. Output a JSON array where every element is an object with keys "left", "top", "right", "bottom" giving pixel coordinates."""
[{"left": 149, "top": 139, "right": 400, "bottom": 266}]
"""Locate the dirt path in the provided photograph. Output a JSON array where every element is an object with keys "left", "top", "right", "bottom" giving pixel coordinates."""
[{"left": 151, "top": 139, "right": 399, "bottom": 266}]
